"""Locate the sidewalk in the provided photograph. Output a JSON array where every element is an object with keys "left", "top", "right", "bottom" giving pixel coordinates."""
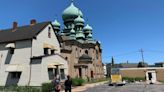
[{"left": 61, "top": 81, "right": 108, "bottom": 92}]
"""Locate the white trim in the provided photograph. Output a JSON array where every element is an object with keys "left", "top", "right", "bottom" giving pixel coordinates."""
[
  {"left": 5, "top": 43, "right": 15, "bottom": 48},
  {"left": 5, "top": 65, "right": 23, "bottom": 72}
]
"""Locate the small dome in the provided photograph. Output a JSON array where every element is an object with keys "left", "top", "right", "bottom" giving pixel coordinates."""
[
  {"left": 87, "top": 33, "right": 93, "bottom": 38},
  {"left": 52, "top": 20, "right": 60, "bottom": 27},
  {"left": 76, "top": 31, "right": 85, "bottom": 38},
  {"left": 70, "top": 28, "right": 75, "bottom": 33},
  {"left": 60, "top": 32, "right": 65, "bottom": 36},
  {"left": 62, "top": 2, "right": 83, "bottom": 21},
  {"left": 84, "top": 24, "right": 93, "bottom": 31},
  {"left": 74, "top": 15, "right": 85, "bottom": 23}
]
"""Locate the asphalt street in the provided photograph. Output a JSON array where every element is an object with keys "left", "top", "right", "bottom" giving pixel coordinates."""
[{"left": 84, "top": 84, "right": 164, "bottom": 92}]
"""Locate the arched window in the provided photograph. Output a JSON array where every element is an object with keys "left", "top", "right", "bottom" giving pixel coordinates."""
[
  {"left": 96, "top": 49, "right": 99, "bottom": 59},
  {"left": 65, "top": 57, "right": 68, "bottom": 60},
  {"left": 85, "top": 50, "right": 88, "bottom": 55}
]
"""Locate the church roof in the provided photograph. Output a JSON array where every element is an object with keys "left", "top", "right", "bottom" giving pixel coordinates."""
[
  {"left": 0, "top": 21, "right": 50, "bottom": 43},
  {"left": 84, "top": 24, "right": 92, "bottom": 31},
  {"left": 79, "top": 54, "right": 92, "bottom": 62},
  {"left": 74, "top": 15, "right": 85, "bottom": 23},
  {"left": 52, "top": 19, "right": 60, "bottom": 27},
  {"left": 62, "top": 2, "right": 83, "bottom": 21}
]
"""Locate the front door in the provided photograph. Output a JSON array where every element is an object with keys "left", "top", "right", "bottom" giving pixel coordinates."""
[
  {"left": 91, "top": 71, "right": 93, "bottom": 78},
  {"left": 146, "top": 70, "right": 157, "bottom": 83},
  {"left": 79, "top": 68, "right": 82, "bottom": 78},
  {"left": 148, "top": 72, "right": 152, "bottom": 80}
]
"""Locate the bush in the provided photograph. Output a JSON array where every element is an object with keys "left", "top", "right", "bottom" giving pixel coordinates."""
[
  {"left": 42, "top": 82, "right": 54, "bottom": 92},
  {"left": 122, "top": 77, "right": 135, "bottom": 82},
  {"left": 134, "top": 77, "right": 145, "bottom": 81},
  {"left": 72, "top": 78, "right": 85, "bottom": 86},
  {"left": 159, "top": 80, "right": 164, "bottom": 84},
  {"left": 0, "top": 86, "right": 40, "bottom": 92},
  {"left": 122, "top": 77, "right": 145, "bottom": 82},
  {"left": 17, "top": 86, "right": 40, "bottom": 92}
]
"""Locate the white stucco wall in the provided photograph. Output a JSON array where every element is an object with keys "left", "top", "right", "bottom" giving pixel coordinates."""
[
  {"left": 32, "top": 24, "right": 60, "bottom": 57},
  {"left": 30, "top": 55, "right": 68, "bottom": 86},
  {"left": 0, "top": 23, "right": 68, "bottom": 86},
  {"left": 30, "top": 59, "right": 42, "bottom": 86},
  {"left": 0, "top": 40, "right": 32, "bottom": 86}
]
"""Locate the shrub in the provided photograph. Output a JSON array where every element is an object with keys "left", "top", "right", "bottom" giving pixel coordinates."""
[
  {"left": 42, "top": 82, "right": 54, "bottom": 92},
  {"left": 122, "top": 77, "right": 145, "bottom": 82},
  {"left": 135, "top": 77, "right": 145, "bottom": 81},
  {"left": 122, "top": 77, "right": 135, "bottom": 82},
  {"left": 17, "top": 86, "right": 40, "bottom": 92},
  {"left": 0, "top": 86, "right": 40, "bottom": 92},
  {"left": 159, "top": 80, "right": 164, "bottom": 84},
  {"left": 72, "top": 78, "right": 85, "bottom": 86}
]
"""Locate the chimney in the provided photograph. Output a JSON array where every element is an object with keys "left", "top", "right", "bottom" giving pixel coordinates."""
[
  {"left": 30, "top": 19, "right": 36, "bottom": 25},
  {"left": 13, "top": 22, "right": 17, "bottom": 29},
  {"left": 12, "top": 21, "right": 18, "bottom": 32}
]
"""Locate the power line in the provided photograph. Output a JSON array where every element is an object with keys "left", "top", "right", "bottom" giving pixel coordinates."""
[
  {"left": 139, "top": 49, "right": 145, "bottom": 63},
  {"left": 145, "top": 49, "right": 164, "bottom": 53},
  {"left": 108, "top": 51, "right": 138, "bottom": 57},
  {"left": 103, "top": 49, "right": 164, "bottom": 60}
]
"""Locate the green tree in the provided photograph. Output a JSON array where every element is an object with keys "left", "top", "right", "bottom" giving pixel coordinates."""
[{"left": 111, "top": 57, "right": 114, "bottom": 67}]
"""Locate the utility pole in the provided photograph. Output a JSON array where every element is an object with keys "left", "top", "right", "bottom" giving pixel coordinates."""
[{"left": 139, "top": 49, "right": 144, "bottom": 63}]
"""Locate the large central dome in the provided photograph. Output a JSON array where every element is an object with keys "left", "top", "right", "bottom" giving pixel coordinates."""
[{"left": 62, "top": 2, "right": 83, "bottom": 21}]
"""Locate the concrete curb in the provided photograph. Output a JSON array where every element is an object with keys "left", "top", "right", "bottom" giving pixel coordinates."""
[
  {"left": 69, "top": 81, "right": 108, "bottom": 92},
  {"left": 61, "top": 81, "right": 108, "bottom": 92}
]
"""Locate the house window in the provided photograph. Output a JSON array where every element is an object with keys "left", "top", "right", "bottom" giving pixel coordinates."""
[
  {"left": 60, "top": 69, "right": 65, "bottom": 79},
  {"left": 55, "top": 68, "right": 58, "bottom": 77},
  {"left": 51, "top": 50, "right": 55, "bottom": 54},
  {"left": 48, "top": 27, "right": 51, "bottom": 38},
  {"left": 44, "top": 48, "right": 49, "bottom": 55},
  {"left": 11, "top": 72, "right": 21, "bottom": 79},
  {"left": 10, "top": 48, "right": 14, "bottom": 54},
  {"left": 48, "top": 68, "right": 54, "bottom": 80},
  {"left": 65, "top": 57, "right": 68, "bottom": 60},
  {"left": 75, "top": 48, "right": 78, "bottom": 58}
]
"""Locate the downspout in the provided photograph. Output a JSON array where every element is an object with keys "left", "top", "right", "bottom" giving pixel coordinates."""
[{"left": 28, "top": 39, "right": 33, "bottom": 86}]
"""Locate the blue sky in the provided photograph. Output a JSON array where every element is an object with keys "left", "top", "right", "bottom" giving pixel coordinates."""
[{"left": 0, "top": 0, "right": 164, "bottom": 64}]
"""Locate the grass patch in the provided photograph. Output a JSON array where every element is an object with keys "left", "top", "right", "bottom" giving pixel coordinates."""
[
  {"left": 122, "top": 77, "right": 145, "bottom": 82},
  {"left": 0, "top": 86, "right": 40, "bottom": 92}
]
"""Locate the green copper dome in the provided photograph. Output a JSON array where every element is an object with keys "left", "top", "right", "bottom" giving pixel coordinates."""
[
  {"left": 62, "top": 2, "right": 83, "bottom": 21},
  {"left": 84, "top": 24, "right": 93, "bottom": 31},
  {"left": 87, "top": 33, "right": 93, "bottom": 38},
  {"left": 70, "top": 28, "right": 75, "bottom": 33},
  {"left": 60, "top": 32, "right": 65, "bottom": 36},
  {"left": 74, "top": 15, "right": 85, "bottom": 23},
  {"left": 76, "top": 31, "right": 85, "bottom": 38},
  {"left": 52, "top": 19, "right": 60, "bottom": 27}
]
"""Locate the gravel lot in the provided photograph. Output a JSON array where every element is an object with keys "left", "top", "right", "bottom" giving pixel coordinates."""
[{"left": 84, "top": 84, "right": 164, "bottom": 92}]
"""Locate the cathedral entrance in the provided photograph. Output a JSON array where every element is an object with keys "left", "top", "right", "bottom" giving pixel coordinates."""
[
  {"left": 91, "top": 71, "right": 93, "bottom": 78},
  {"left": 79, "top": 68, "right": 82, "bottom": 78}
]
